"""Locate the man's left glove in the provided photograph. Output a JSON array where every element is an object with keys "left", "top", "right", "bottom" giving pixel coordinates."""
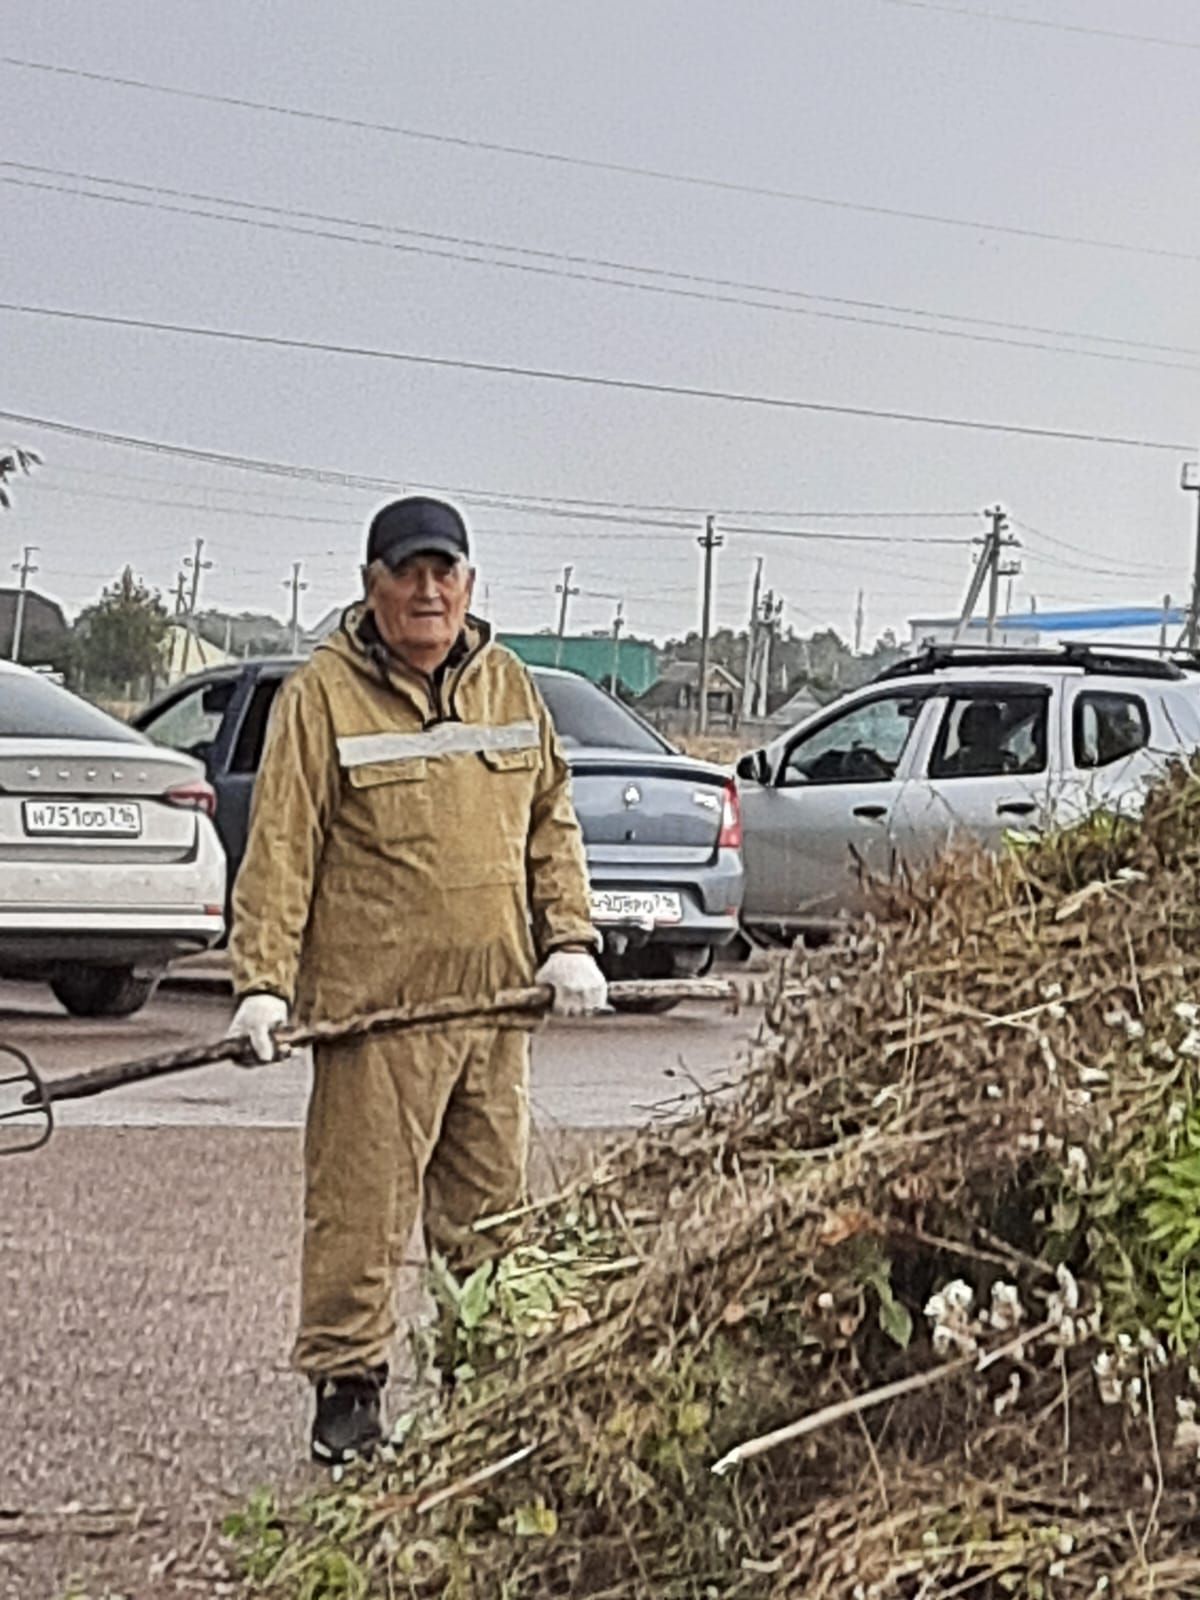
[
  {"left": 226, "top": 993, "right": 290, "bottom": 1064},
  {"left": 535, "top": 951, "right": 609, "bottom": 1017}
]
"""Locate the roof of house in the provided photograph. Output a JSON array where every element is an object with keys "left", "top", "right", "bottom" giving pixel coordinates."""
[
  {"left": 654, "top": 659, "right": 742, "bottom": 691},
  {"left": 766, "top": 684, "right": 825, "bottom": 726}
]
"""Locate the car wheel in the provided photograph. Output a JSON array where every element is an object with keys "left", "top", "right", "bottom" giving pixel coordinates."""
[
  {"left": 50, "top": 966, "right": 162, "bottom": 1018},
  {"left": 605, "top": 944, "right": 714, "bottom": 1015}
]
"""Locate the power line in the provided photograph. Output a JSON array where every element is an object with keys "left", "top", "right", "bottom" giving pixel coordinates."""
[
  {"left": 409, "top": 479, "right": 981, "bottom": 520},
  {"left": 1010, "top": 515, "right": 1182, "bottom": 582},
  {"left": 29, "top": 480, "right": 364, "bottom": 528},
  {"left": 870, "top": 0, "right": 1200, "bottom": 53},
  {"left": 36, "top": 458, "right": 981, "bottom": 523},
  {"left": 3, "top": 54, "right": 1199, "bottom": 267},
  {"left": 1, "top": 307, "right": 1192, "bottom": 451},
  {"left": 721, "top": 521, "right": 968, "bottom": 546},
  {"left": 25, "top": 480, "right": 983, "bottom": 551},
  {"left": 7, "top": 165, "right": 1200, "bottom": 370},
  {"left": 1009, "top": 515, "right": 1172, "bottom": 577}
]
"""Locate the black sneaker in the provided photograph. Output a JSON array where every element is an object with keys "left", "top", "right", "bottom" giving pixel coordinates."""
[{"left": 311, "top": 1368, "right": 386, "bottom": 1466}]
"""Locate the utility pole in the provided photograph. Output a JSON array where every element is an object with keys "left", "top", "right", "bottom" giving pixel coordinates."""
[
  {"left": 10, "top": 545, "right": 38, "bottom": 662},
  {"left": 609, "top": 600, "right": 624, "bottom": 694},
  {"left": 741, "top": 558, "right": 764, "bottom": 721},
  {"left": 756, "top": 589, "right": 783, "bottom": 718},
  {"left": 854, "top": 589, "right": 865, "bottom": 656},
  {"left": 696, "top": 515, "right": 723, "bottom": 733},
  {"left": 955, "top": 506, "right": 1018, "bottom": 644},
  {"left": 180, "top": 537, "right": 213, "bottom": 675},
  {"left": 1181, "top": 463, "right": 1200, "bottom": 649},
  {"left": 172, "top": 571, "right": 188, "bottom": 615},
  {"left": 984, "top": 509, "right": 1005, "bottom": 644},
  {"left": 285, "top": 561, "right": 309, "bottom": 654},
  {"left": 554, "top": 564, "right": 579, "bottom": 667}
]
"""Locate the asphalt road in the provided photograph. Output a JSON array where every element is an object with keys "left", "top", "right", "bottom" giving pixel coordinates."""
[{"left": 0, "top": 978, "right": 760, "bottom": 1600}]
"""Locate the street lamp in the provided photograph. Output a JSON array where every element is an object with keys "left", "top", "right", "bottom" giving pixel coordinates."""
[{"left": 1183, "top": 462, "right": 1200, "bottom": 649}]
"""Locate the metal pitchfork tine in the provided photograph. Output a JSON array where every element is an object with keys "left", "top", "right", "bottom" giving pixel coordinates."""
[
  {"left": 0, "top": 1044, "right": 52, "bottom": 1156},
  {"left": 0, "top": 976, "right": 746, "bottom": 1157}
]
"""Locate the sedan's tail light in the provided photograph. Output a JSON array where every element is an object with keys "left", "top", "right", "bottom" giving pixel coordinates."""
[
  {"left": 718, "top": 779, "right": 742, "bottom": 850},
  {"left": 164, "top": 778, "right": 217, "bottom": 818}
]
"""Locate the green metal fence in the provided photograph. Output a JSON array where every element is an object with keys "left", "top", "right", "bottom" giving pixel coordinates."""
[{"left": 499, "top": 634, "right": 659, "bottom": 697}]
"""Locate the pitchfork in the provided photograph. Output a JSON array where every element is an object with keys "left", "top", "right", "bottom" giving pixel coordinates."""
[{"left": 0, "top": 977, "right": 744, "bottom": 1157}]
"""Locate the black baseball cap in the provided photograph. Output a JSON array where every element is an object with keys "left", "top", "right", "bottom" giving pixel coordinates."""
[{"left": 366, "top": 496, "right": 470, "bottom": 569}]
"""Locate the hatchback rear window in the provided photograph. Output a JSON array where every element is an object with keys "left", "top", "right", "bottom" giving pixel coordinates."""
[
  {"left": 0, "top": 672, "right": 142, "bottom": 741},
  {"left": 533, "top": 673, "right": 668, "bottom": 753}
]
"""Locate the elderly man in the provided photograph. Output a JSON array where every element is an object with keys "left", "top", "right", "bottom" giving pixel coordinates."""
[{"left": 227, "top": 496, "right": 606, "bottom": 1465}]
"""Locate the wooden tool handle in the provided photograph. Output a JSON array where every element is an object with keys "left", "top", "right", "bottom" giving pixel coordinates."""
[{"left": 33, "top": 978, "right": 740, "bottom": 1106}]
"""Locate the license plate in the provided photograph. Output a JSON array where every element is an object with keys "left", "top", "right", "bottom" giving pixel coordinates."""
[
  {"left": 22, "top": 800, "right": 143, "bottom": 838},
  {"left": 590, "top": 889, "right": 683, "bottom": 926}
]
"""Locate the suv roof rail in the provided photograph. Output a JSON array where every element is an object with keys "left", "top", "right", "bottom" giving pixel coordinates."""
[{"left": 874, "top": 642, "right": 1188, "bottom": 684}]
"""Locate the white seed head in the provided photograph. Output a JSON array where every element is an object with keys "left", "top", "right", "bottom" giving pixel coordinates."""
[{"left": 944, "top": 1279, "right": 974, "bottom": 1313}]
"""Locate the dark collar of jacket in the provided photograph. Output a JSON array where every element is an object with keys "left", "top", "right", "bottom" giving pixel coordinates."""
[{"left": 336, "top": 601, "right": 489, "bottom": 675}]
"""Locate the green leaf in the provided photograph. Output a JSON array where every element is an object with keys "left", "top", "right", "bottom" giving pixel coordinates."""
[
  {"left": 875, "top": 1277, "right": 913, "bottom": 1349},
  {"left": 458, "top": 1262, "right": 495, "bottom": 1331}
]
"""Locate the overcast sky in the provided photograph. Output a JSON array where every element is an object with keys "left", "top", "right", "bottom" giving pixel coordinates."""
[{"left": 3, "top": 0, "right": 1200, "bottom": 647}]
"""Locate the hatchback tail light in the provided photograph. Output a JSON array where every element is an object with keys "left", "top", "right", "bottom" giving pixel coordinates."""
[
  {"left": 164, "top": 778, "right": 217, "bottom": 818},
  {"left": 718, "top": 779, "right": 742, "bottom": 850}
]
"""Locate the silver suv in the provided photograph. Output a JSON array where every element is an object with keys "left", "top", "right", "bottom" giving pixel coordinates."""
[{"left": 737, "top": 644, "right": 1200, "bottom": 938}]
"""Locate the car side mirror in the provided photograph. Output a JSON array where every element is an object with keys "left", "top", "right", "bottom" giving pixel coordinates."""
[{"left": 736, "top": 749, "right": 772, "bottom": 785}]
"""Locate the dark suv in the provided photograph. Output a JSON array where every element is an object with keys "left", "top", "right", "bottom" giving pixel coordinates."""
[{"left": 135, "top": 658, "right": 744, "bottom": 1010}]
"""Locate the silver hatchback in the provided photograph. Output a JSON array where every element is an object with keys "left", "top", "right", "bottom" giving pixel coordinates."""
[{"left": 737, "top": 645, "right": 1200, "bottom": 938}]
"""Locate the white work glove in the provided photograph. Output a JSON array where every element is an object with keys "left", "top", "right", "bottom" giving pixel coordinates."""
[
  {"left": 226, "top": 993, "right": 290, "bottom": 1064},
  {"left": 536, "top": 950, "right": 608, "bottom": 1018}
]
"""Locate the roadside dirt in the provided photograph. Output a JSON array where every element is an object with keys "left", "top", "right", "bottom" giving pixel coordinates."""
[{"left": 0, "top": 1125, "right": 604, "bottom": 1600}]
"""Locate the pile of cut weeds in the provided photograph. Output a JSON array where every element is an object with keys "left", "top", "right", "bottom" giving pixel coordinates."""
[{"left": 229, "top": 767, "right": 1200, "bottom": 1598}]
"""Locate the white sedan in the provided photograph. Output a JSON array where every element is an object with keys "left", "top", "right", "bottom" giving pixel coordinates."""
[{"left": 0, "top": 661, "right": 226, "bottom": 1016}]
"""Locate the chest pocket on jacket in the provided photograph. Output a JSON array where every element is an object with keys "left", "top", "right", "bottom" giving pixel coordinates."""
[
  {"left": 437, "top": 744, "right": 539, "bottom": 889},
  {"left": 342, "top": 757, "right": 432, "bottom": 852}
]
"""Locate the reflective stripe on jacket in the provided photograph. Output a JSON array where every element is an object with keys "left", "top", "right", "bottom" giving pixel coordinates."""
[{"left": 230, "top": 607, "right": 595, "bottom": 1022}]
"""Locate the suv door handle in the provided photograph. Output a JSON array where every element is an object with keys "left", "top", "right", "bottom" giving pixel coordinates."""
[
  {"left": 997, "top": 800, "right": 1036, "bottom": 817},
  {"left": 853, "top": 804, "right": 889, "bottom": 821}
]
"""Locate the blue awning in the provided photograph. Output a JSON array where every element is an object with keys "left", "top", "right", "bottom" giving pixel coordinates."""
[{"left": 967, "top": 606, "right": 1184, "bottom": 634}]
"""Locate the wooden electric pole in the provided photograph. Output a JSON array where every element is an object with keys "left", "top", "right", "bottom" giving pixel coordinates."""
[
  {"left": 10, "top": 545, "right": 38, "bottom": 662},
  {"left": 554, "top": 565, "right": 579, "bottom": 667},
  {"left": 741, "top": 557, "right": 764, "bottom": 721},
  {"left": 1183, "top": 464, "right": 1200, "bottom": 650},
  {"left": 954, "top": 506, "right": 1017, "bottom": 644},
  {"left": 285, "top": 561, "right": 309, "bottom": 655},
  {"left": 609, "top": 600, "right": 624, "bottom": 694},
  {"left": 180, "top": 538, "right": 213, "bottom": 675},
  {"left": 696, "top": 515, "right": 723, "bottom": 733}
]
